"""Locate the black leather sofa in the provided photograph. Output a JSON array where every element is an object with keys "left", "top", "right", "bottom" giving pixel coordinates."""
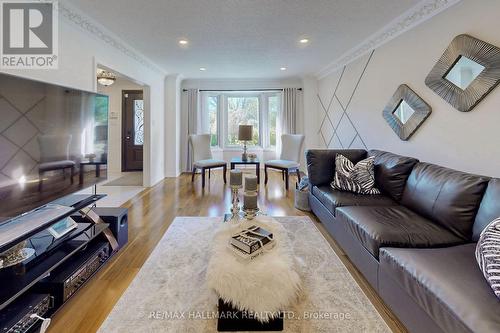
[{"left": 306, "top": 149, "right": 500, "bottom": 333}]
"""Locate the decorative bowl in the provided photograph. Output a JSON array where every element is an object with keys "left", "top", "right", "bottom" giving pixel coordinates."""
[{"left": 0, "top": 241, "right": 35, "bottom": 268}]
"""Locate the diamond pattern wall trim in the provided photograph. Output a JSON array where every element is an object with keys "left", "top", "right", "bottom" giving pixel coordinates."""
[
  {"left": 317, "top": 50, "right": 374, "bottom": 150},
  {"left": 0, "top": 94, "right": 45, "bottom": 182}
]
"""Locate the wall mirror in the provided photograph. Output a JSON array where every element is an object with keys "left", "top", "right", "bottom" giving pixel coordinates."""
[
  {"left": 393, "top": 100, "right": 416, "bottom": 124},
  {"left": 444, "top": 56, "right": 485, "bottom": 90},
  {"left": 425, "top": 34, "right": 500, "bottom": 112},
  {"left": 383, "top": 84, "right": 431, "bottom": 141}
]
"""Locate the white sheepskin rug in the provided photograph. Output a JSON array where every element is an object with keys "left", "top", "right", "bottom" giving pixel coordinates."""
[{"left": 206, "top": 215, "right": 303, "bottom": 322}]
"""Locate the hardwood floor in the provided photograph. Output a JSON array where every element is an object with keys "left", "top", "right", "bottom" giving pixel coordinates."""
[{"left": 48, "top": 169, "right": 407, "bottom": 333}]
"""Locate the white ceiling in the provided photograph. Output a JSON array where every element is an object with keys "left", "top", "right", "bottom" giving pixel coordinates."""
[{"left": 68, "top": 0, "right": 422, "bottom": 79}]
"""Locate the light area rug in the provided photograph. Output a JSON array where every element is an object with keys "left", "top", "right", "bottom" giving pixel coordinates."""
[
  {"left": 98, "top": 216, "right": 391, "bottom": 333},
  {"left": 103, "top": 172, "right": 143, "bottom": 186}
]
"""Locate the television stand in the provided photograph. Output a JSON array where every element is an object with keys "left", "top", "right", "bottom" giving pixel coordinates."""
[{"left": 0, "top": 194, "right": 128, "bottom": 332}]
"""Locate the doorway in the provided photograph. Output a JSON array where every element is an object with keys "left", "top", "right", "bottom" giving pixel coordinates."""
[{"left": 122, "top": 90, "right": 144, "bottom": 171}]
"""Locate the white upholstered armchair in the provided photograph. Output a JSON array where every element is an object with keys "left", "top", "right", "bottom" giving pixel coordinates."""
[
  {"left": 189, "top": 134, "right": 227, "bottom": 188},
  {"left": 264, "top": 134, "right": 305, "bottom": 190}
]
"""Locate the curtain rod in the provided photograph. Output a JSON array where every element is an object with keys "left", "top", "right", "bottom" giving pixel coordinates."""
[{"left": 182, "top": 88, "right": 302, "bottom": 92}]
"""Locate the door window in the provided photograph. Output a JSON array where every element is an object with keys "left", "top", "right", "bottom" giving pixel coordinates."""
[{"left": 134, "top": 99, "right": 144, "bottom": 145}]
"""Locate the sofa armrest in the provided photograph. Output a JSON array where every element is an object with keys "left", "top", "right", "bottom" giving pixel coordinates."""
[{"left": 306, "top": 149, "right": 367, "bottom": 186}]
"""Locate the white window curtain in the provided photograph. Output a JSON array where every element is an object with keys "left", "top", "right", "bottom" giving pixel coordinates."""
[
  {"left": 186, "top": 89, "right": 200, "bottom": 171},
  {"left": 277, "top": 88, "right": 299, "bottom": 157},
  {"left": 280, "top": 88, "right": 298, "bottom": 134}
]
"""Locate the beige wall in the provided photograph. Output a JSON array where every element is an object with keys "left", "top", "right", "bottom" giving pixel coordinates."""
[{"left": 316, "top": 0, "right": 500, "bottom": 178}]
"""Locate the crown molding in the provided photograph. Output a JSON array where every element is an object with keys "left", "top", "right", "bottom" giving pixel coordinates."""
[
  {"left": 58, "top": 2, "right": 166, "bottom": 74},
  {"left": 315, "top": 0, "right": 462, "bottom": 79},
  {"left": 181, "top": 77, "right": 303, "bottom": 89}
]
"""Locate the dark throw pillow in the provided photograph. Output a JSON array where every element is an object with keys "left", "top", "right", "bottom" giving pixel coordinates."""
[
  {"left": 331, "top": 154, "right": 380, "bottom": 195},
  {"left": 476, "top": 217, "right": 500, "bottom": 299}
]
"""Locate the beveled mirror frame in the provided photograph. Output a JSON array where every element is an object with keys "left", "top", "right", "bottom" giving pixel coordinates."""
[
  {"left": 383, "top": 84, "right": 432, "bottom": 141},
  {"left": 425, "top": 34, "right": 500, "bottom": 112}
]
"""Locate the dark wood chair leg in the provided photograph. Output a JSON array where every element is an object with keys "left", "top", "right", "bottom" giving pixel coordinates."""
[
  {"left": 256, "top": 163, "right": 260, "bottom": 183},
  {"left": 38, "top": 171, "right": 43, "bottom": 191},
  {"left": 209, "top": 169, "right": 211, "bottom": 179},
  {"left": 223, "top": 165, "right": 227, "bottom": 183},
  {"left": 71, "top": 166, "right": 75, "bottom": 184},
  {"left": 201, "top": 168, "right": 206, "bottom": 188},
  {"left": 191, "top": 167, "right": 196, "bottom": 182},
  {"left": 282, "top": 170, "right": 285, "bottom": 180},
  {"left": 296, "top": 169, "right": 301, "bottom": 183},
  {"left": 285, "top": 170, "right": 289, "bottom": 191},
  {"left": 264, "top": 166, "right": 268, "bottom": 185},
  {"left": 79, "top": 165, "right": 84, "bottom": 185}
]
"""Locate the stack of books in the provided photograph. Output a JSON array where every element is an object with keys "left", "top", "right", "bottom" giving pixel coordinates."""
[{"left": 229, "top": 225, "right": 274, "bottom": 261}]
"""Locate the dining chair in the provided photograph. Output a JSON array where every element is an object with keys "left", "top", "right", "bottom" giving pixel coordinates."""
[
  {"left": 264, "top": 134, "right": 305, "bottom": 190},
  {"left": 37, "top": 134, "right": 76, "bottom": 191},
  {"left": 189, "top": 134, "right": 227, "bottom": 188}
]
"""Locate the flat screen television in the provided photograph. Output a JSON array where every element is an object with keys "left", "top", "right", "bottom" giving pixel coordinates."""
[{"left": 0, "top": 73, "right": 108, "bottom": 222}]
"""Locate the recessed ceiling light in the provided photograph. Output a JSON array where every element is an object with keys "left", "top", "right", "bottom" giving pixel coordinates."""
[
  {"left": 178, "top": 39, "right": 189, "bottom": 45},
  {"left": 199, "top": 67, "right": 207, "bottom": 71},
  {"left": 280, "top": 67, "right": 287, "bottom": 71},
  {"left": 299, "top": 38, "right": 309, "bottom": 44}
]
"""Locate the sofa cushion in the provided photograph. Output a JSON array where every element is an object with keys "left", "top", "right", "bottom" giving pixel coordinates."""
[
  {"left": 331, "top": 155, "right": 380, "bottom": 195},
  {"left": 306, "top": 149, "right": 367, "bottom": 186},
  {"left": 476, "top": 217, "right": 500, "bottom": 299},
  {"left": 473, "top": 178, "right": 500, "bottom": 241},
  {"left": 368, "top": 150, "right": 418, "bottom": 201},
  {"left": 380, "top": 245, "right": 500, "bottom": 333},
  {"left": 336, "top": 206, "right": 464, "bottom": 259},
  {"left": 311, "top": 185, "right": 395, "bottom": 216},
  {"left": 401, "top": 163, "right": 490, "bottom": 240}
]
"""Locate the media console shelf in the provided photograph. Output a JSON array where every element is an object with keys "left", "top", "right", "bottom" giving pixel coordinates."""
[
  {"left": 0, "top": 194, "right": 127, "bottom": 333},
  {"left": 0, "top": 194, "right": 105, "bottom": 254},
  {"left": 0, "top": 223, "right": 108, "bottom": 311}
]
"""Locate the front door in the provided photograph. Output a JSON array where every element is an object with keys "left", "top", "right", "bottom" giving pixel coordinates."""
[{"left": 122, "top": 90, "right": 144, "bottom": 171}]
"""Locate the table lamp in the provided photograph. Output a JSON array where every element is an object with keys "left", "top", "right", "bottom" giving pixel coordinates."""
[{"left": 238, "top": 125, "right": 253, "bottom": 161}]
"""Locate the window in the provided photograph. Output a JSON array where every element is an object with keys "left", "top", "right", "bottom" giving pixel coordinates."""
[
  {"left": 202, "top": 91, "right": 281, "bottom": 149},
  {"left": 267, "top": 95, "right": 279, "bottom": 147},
  {"left": 133, "top": 99, "right": 144, "bottom": 145},
  {"left": 93, "top": 95, "right": 109, "bottom": 156},
  {"left": 207, "top": 96, "right": 218, "bottom": 146},
  {"left": 226, "top": 96, "right": 259, "bottom": 146}
]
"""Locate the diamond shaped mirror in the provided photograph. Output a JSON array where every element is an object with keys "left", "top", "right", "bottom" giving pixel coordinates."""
[
  {"left": 383, "top": 85, "right": 431, "bottom": 141},
  {"left": 444, "top": 56, "right": 485, "bottom": 90},
  {"left": 426, "top": 34, "right": 500, "bottom": 112},
  {"left": 393, "top": 100, "right": 416, "bottom": 124}
]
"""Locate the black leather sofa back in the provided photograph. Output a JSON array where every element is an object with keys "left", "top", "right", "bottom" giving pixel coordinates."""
[
  {"left": 473, "top": 178, "right": 500, "bottom": 241},
  {"left": 368, "top": 150, "right": 419, "bottom": 202},
  {"left": 306, "top": 149, "right": 367, "bottom": 186},
  {"left": 401, "top": 163, "right": 490, "bottom": 240}
]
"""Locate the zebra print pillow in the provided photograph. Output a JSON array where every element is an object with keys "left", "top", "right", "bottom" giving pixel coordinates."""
[
  {"left": 476, "top": 217, "right": 500, "bottom": 299},
  {"left": 331, "top": 154, "right": 380, "bottom": 195}
]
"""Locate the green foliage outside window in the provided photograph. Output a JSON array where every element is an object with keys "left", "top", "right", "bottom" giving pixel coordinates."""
[
  {"left": 268, "top": 96, "right": 278, "bottom": 147},
  {"left": 208, "top": 96, "right": 218, "bottom": 146},
  {"left": 227, "top": 97, "right": 259, "bottom": 146}
]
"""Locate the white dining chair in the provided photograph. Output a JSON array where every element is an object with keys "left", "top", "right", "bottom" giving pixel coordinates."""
[
  {"left": 264, "top": 134, "right": 305, "bottom": 190},
  {"left": 189, "top": 134, "right": 227, "bottom": 188}
]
